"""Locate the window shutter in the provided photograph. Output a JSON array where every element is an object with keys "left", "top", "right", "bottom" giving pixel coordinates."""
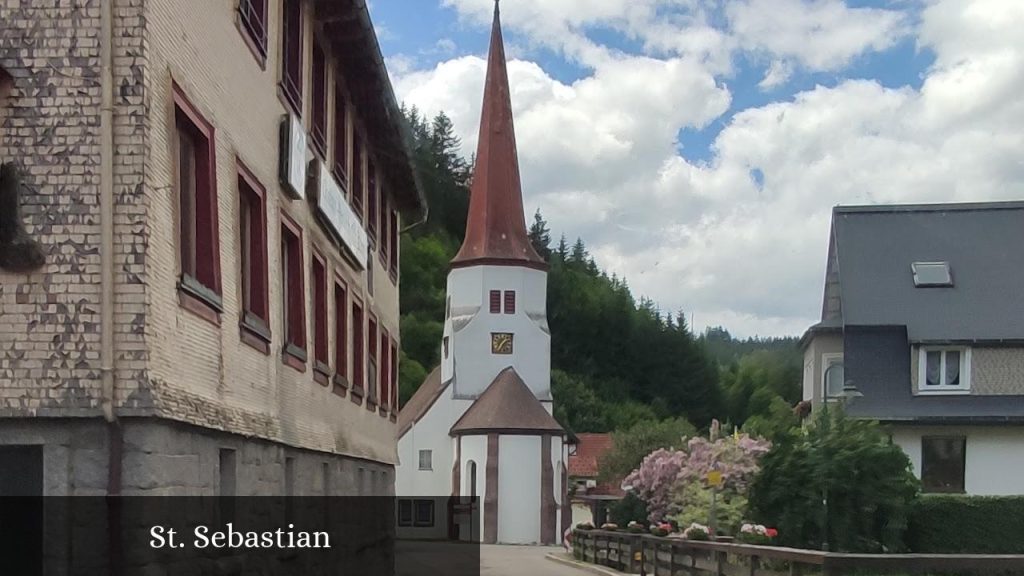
[
  {"left": 504, "top": 291, "right": 516, "bottom": 314},
  {"left": 489, "top": 290, "right": 501, "bottom": 314}
]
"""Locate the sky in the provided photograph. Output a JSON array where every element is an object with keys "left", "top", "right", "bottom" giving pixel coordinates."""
[{"left": 369, "top": 0, "right": 1024, "bottom": 338}]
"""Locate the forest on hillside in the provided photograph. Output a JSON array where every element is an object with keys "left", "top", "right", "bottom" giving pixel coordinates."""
[{"left": 397, "top": 108, "right": 803, "bottom": 434}]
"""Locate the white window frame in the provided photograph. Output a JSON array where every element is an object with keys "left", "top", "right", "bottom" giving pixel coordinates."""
[
  {"left": 418, "top": 449, "right": 432, "bottom": 471},
  {"left": 821, "top": 353, "right": 844, "bottom": 401},
  {"left": 917, "top": 346, "right": 971, "bottom": 394}
]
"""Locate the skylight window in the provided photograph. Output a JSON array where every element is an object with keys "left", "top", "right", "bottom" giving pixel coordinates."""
[{"left": 912, "top": 262, "right": 953, "bottom": 287}]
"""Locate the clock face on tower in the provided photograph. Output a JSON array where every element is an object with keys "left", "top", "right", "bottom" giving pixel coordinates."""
[{"left": 491, "top": 332, "right": 514, "bottom": 355}]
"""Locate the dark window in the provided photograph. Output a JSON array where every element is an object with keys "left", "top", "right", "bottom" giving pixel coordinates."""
[
  {"left": 311, "top": 252, "right": 328, "bottom": 370},
  {"left": 414, "top": 499, "right": 435, "bottom": 527},
  {"left": 310, "top": 43, "right": 328, "bottom": 157},
  {"left": 443, "top": 336, "right": 449, "bottom": 359},
  {"left": 367, "top": 316, "right": 378, "bottom": 406},
  {"left": 238, "top": 164, "right": 269, "bottom": 343},
  {"left": 218, "top": 449, "right": 236, "bottom": 497},
  {"left": 389, "top": 210, "right": 399, "bottom": 278},
  {"left": 352, "top": 299, "right": 364, "bottom": 394},
  {"left": 352, "top": 136, "right": 364, "bottom": 219},
  {"left": 379, "top": 195, "right": 390, "bottom": 265},
  {"left": 418, "top": 450, "right": 432, "bottom": 470},
  {"left": 334, "top": 280, "right": 348, "bottom": 383},
  {"left": 504, "top": 290, "right": 516, "bottom": 314},
  {"left": 280, "top": 0, "right": 303, "bottom": 116},
  {"left": 398, "top": 499, "right": 413, "bottom": 527},
  {"left": 281, "top": 218, "right": 306, "bottom": 363},
  {"left": 489, "top": 290, "right": 501, "bottom": 314},
  {"left": 380, "top": 329, "right": 390, "bottom": 410},
  {"left": 285, "top": 457, "right": 295, "bottom": 496},
  {"left": 921, "top": 436, "right": 966, "bottom": 493},
  {"left": 333, "top": 87, "right": 348, "bottom": 183},
  {"left": 174, "top": 86, "right": 221, "bottom": 311},
  {"left": 368, "top": 161, "right": 378, "bottom": 242},
  {"left": 237, "top": 0, "right": 268, "bottom": 63}
]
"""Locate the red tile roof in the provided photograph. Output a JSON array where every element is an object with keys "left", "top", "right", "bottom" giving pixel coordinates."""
[{"left": 568, "top": 433, "right": 614, "bottom": 478}]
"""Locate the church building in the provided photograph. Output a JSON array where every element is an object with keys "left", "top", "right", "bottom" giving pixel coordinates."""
[{"left": 396, "top": 2, "right": 569, "bottom": 545}]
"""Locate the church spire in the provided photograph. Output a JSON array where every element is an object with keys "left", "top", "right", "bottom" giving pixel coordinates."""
[{"left": 451, "top": 0, "right": 546, "bottom": 269}]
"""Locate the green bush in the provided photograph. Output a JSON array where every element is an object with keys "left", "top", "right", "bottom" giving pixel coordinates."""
[
  {"left": 747, "top": 406, "right": 920, "bottom": 552},
  {"left": 609, "top": 492, "right": 649, "bottom": 526},
  {"left": 908, "top": 495, "right": 1024, "bottom": 554}
]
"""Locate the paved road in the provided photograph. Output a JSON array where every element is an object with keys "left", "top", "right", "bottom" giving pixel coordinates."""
[
  {"left": 397, "top": 542, "right": 596, "bottom": 576},
  {"left": 481, "top": 545, "right": 592, "bottom": 576}
]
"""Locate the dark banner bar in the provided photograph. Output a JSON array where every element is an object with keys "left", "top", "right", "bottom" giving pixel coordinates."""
[{"left": 0, "top": 497, "right": 479, "bottom": 576}]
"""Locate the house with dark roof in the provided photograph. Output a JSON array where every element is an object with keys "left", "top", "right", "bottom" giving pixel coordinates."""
[
  {"left": 802, "top": 201, "right": 1024, "bottom": 495},
  {"left": 394, "top": 3, "right": 569, "bottom": 546}
]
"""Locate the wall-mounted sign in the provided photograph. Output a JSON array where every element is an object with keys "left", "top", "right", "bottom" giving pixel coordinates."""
[
  {"left": 314, "top": 161, "right": 368, "bottom": 269},
  {"left": 279, "top": 114, "right": 307, "bottom": 200}
]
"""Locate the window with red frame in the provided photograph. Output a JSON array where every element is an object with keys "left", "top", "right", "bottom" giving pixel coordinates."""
[
  {"left": 489, "top": 290, "right": 501, "bottom": 314},
  {"left": 390, "top": 339, "right": 399, "bottom": 411},
  {"left": 367, "top": 161, "right": 378, "bottom": 243},
  {"left": 333, "top": 86, "right": 347, "bottom": 182},
  {"left": 380, "top": 329, "right": 390, "bottom": 410},
  {"left": 367, "top": 316, "right": 378, "bottom": 407},
  {"left": 352, "top": 136, "right": 364, "bottom": 218},
  {"left": 311, "top": 252, "right": 328, "bottom": 375},
  {"left": 389, "top": 210, "right": 399, "bottom": 277},
  {"left": 238, "top": 0, "right": 268, "bottom": 63},
  {"left": 351, "top": 300, "right": 364, "bottom": 394},
  {"left": 504, "top": 291, "right": 516, "bottom": 314},
  {"left": 334, "top": 279, "right": 348, "bottom": 384},
  {"left": 379, "top": 196, "right": 389, "bottom": 266},
  {"left": 174, "top": 85, "right": 221, "bottom": 311},
  {"left": 238, "top": 162, "right": 269, "bottom": 343},
  {"left": 281, "top": 218, "right": 306, "bottom": 363},
  {"left": 280, "top": 0, "right": 303, "bottom": 116},
  {"left": 310, "top": 43, "right": 327, "bottom": 157}
]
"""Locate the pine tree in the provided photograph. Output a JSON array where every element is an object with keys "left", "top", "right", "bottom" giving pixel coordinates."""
[{"left": 528, "top": 209, "right": 553, "bottom": 261}]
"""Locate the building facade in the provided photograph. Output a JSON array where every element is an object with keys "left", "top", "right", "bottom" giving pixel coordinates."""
[
  {"left": 0, "top": 0, "right": 423, "bottom": 496},
  {"left": 395, "top": 4, "right": 569, "bottom": 545},
  {"left": 801, "top": 202, "right": 1024, "bottom": 496}
]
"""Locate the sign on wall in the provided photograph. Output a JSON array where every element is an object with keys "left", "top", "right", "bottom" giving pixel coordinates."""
[
  {"left": 279, "top": 114, "right": 307, "bottom": 200},
  {"left": 314, "top": 162, "right": 369, "bottom": 269}
]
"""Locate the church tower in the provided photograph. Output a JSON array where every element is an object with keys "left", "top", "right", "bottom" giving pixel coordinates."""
[
  {"left": 397, "top": 1, "right": 568, "bottom": 546},
  {"left": 441, "top": 0, "right": 550, "bottom": 402}
]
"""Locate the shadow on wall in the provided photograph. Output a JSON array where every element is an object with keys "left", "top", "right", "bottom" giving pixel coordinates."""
[{"left": 0, "top": 63, "right": 46, "bottom": 273}]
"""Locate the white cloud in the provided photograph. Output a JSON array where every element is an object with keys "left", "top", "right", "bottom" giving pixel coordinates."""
[
  {"left": 396, "top": 0, "right": 1024, "bottom": 337},
  {"left": 759, "top": 60, "right": 792, "bottom": 90}
]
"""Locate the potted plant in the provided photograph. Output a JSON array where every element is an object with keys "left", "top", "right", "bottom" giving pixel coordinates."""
[
  {"left": 576, "top": 522, "right": 595, "bottom": 531},
  {"left": 649, "top": 522, "right": 673, "bottom": 537},
  {"left": 601, "top": 522, "right": 620, "bottom": 532},
  {"left": 736, "top": 523, "right": 778, "bottom": 545},
  {"left": 682, "top": 523, "right": 711, "bottom": 541}
]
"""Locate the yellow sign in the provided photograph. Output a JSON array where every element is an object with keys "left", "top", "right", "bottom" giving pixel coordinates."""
[{"left": 707, "top": 470, "right": 723, "bottom": 487}]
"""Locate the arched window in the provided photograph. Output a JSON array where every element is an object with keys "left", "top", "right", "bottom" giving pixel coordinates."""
[{"left": 467, "top": 460, "right": 477, "bottom": 498}]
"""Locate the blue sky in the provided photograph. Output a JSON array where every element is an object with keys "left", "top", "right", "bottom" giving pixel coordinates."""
[{"left": 370, "top": 0, "right": 1023, "bottom": 337}]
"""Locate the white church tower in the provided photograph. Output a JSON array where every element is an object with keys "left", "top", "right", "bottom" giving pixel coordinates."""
[{"left": 396, "top": 0, "right": 568, "bottom": 545}]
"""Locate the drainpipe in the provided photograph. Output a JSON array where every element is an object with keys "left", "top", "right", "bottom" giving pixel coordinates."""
[{"left": 99, "top": 0, "right": 121, "bottom": 496}]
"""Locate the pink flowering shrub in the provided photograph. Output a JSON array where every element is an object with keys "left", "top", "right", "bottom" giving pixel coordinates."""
[{"left": 623, "top": 432, "right": 771, "bottom": 527}]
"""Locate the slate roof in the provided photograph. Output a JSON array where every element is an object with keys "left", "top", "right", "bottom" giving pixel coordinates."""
[
  {"left": 830, "top": 201, "right": 1024, "bottom": 342},
  {"left": 450, "top": 367, "right": 564, "bottom": 435}
]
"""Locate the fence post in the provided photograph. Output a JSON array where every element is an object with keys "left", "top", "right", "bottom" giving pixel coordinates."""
[
  {"left": 789, "top": 562, "right": 803, "bottom": 576},
  {"left": 749, "top": 555, "right": 759, "bottom": 576},
  {"left": 716, "top": 549, "right": 725, "bottom": 576}
]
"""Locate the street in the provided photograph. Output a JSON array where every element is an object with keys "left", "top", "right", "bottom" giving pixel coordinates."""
[{"left": 396, "top": 541, "right": 597, "bottom": 576}]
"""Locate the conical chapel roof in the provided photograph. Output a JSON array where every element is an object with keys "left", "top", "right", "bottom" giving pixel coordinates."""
[
  {"left": 450, "top": 367, "right": 564, "bottom": 436},
  {"left": 450, "top": 1, "right": 546, "bottom": 270}
]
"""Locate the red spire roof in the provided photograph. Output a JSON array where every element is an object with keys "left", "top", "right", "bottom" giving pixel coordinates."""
[{"left": 451, "top": 1, "right": 546, "bottom": 269}]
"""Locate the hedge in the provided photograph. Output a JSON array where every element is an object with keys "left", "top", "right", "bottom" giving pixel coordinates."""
[{"left": 907, "top": 495, "right": 1024, "bottom": 554}]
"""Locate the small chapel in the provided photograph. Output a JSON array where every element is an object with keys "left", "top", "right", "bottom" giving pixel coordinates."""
[{"left": 395, "top": 1, "right": 569, "bottom": 545}]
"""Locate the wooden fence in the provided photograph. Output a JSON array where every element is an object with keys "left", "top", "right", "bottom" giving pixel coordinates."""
[{"left": 572, "top": 529, "right": 1024, "bottom": 576}]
